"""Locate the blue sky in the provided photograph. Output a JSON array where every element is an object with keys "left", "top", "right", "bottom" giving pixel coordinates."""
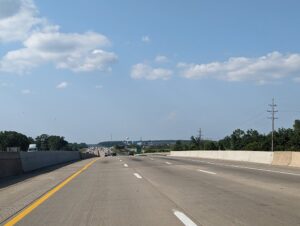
[{"left": 1, "top": 0, "right": 300, "bottom": 143}]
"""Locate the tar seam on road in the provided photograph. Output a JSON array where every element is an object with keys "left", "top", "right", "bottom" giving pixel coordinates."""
[
  {"left": 133, "top": 173, "right": 142, "bottom": 179},
  {"left": 4, "top": 158, "right": 98, "bottom": 226},
  {"left": 197, "top": 169, "right": 216, "bottom": 175},
  {"left": 173, "top": 209, "right": 198, "bottom": 226}
]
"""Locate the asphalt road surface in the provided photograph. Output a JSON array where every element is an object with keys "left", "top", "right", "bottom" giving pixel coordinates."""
[{"left": 3, "top": 155, "right": 300, "bottom": 226}]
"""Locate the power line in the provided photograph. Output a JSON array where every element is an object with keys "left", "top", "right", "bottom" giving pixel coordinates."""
[{"left": 267, "top": 98, "right": 278, "bottom": 152}]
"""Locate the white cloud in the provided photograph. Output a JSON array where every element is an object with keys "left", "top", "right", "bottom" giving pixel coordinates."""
[
  {"left": 56, "top": 81, "right": 68, "bottom": 89},
  {"left": 0, "top": 0, "right": 45, "bottom": 43},
  {"left": 21, "top": 89, "right": 31, "bottom": 94},
  {"left": 131, "top": 63, "right": 172, "bottom": 80},
  {"left": 178, "top": 52, "right": 300, "bottom": 84},
  {"left": 0, "top": 0, "right": 117, "bottom": 74},
  {"left": 141, "top": 35, "right": 150, "bottom": 43},
  {"left": 155, "top": 55, "right": 168, "bottom": 63}
]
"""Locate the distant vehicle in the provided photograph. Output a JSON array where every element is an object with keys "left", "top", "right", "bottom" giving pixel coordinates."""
[
  {"left": 128, "top": 151, "right": 135, "bottom": 156},
  {"left": 28, "top": 144, "right": 38, "bottom": 152},
  {"left": 104, "top": 153, "right": 109, "bottom": 157},
  {"left": 112, "top": 152, "right": 117, "bottom": 156}
]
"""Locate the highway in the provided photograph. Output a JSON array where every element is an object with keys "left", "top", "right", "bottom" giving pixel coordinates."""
[{"left": 2, "top": 155, "right": 300, "bottom": 226}]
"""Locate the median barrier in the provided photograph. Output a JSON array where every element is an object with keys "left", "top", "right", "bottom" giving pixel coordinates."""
[
  {"left": 248, "top": 151, "right": 273, "bottom": 164},
  {"left": 289, "top": 152, "right": 300, "bottom": 167},
  {"left": 20, "top": 151, "right": 80, "bottom": 172},
  {"left": 220, "top": 151, "right": 251, "bottom": 162},
  {"left": 170, "top": 151, "right": 190, "bottom": 157},
  {"left": 272, "top": 152, "right": 292, "bottom": 166},
  {"left": 199, "top": 151, "right": 219, "bottom": 159},
  {"left": 171, "top": 150, "right": 274, "bottom": 165},
  {"left": 0, "top": 152, "right": 23, "bottom": 178}
]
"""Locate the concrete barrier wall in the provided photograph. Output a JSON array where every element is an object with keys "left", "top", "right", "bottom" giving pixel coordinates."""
[
  {"left": 248, "top": 151, "right": 274, "bottom": 164},
  {"left": 290, "top": 152, "right": 300, "bottom": 167},
  {"left": 272, "top": 152, "right": 292, "bottom": 166},
  {"left": 0, "top": 152, "right": 23, "bottom": 178},
  {"left": 20, "top": 151, "right": 80, "bottom": 172},
  {"left": 170, "top": 150, "right": 274, "bottom": 164}
]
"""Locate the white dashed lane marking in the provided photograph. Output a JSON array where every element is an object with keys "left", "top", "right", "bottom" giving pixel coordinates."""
[
  {"left": 133, "top": 173, "right": 142, "bottom": 179},
  {"left": 197, "top": 169, "right": 216, "bottom": 175},
  {"left": 173, "top": 209, "right": 197, "bottom": 226}
]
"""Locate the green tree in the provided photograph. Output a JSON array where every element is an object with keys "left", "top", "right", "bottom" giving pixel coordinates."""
[
  {"left": 291, "top": 120, "right": 300, "bottom": 150},
  {"left": 230, "top": 129, "right": 245, "bottom": 150},
  {"left": 293, "top": 120, "right": 300, "bottom": 133},
  {"left": 35, "top": 134, "right": 49, "bottom": 150},
  {"left": 173, "top": 140, "right": 184, "bottom": 151},
  {"left": 204, "top": 141, "right": 218, "bottom": 150},
  {"left": 47, "top": 136, "right": 68, "bottom": 150},
  {"left": 0, "top": 131, "right": 31, "bottom": 151},
  {"left": 218, "top": 136, "right": 231, "bottom": 150},
  {"left": 190, "top": 136, "right": 201, "bottom": 150}
]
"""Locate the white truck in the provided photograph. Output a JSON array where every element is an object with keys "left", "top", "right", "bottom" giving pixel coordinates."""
[{"left": 28, "top": 144, "right": 38, "bottom": 152}]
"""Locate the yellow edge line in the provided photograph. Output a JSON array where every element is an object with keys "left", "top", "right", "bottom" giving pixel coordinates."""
[{"left": 5, "top": 158, "right": 98, "bottom": 226}]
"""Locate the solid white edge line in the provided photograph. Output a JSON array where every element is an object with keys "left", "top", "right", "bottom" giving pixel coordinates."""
[
  {"left": 133, "top": 173, "right": 142, "bottom": 179},
  {"left": 197, "top": 169, "right": 216, "bottom": 175},
  {"left": 173, "top": 209, "right": 197, "bottom": 226},
  {"left": 229, "top": 164, "right": 300, "bottom": 176},
  {"left": 194, "top": 159, "right": 300, "bottom": 176},
  {"left": 169, "top": 157, "right": 300, "bottom": 177},
  {"left": 124, "top": 164, "right": 128, "bottom": 167}
]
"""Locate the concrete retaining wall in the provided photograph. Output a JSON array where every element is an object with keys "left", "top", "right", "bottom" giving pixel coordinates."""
[
  {"left": 170, "top": 150, "right": 274, "bottom": 164},
  {"left": 248, "top": 151, "right": 274, "bottom": 164},
  {"left": 0, "top": 152, "right": 23, "bottom": 178},
  {"left": 20, "top": 151, "right": 80, "bottom": 172},
  {"left": 290, "top": 152, "right": 300, "bottom": 167},
  {"left": 0, "top": 151, "right": 83, "bottom": 178},
  {"left": 272, "top": 152, "right": 292, "bottom": 166}
]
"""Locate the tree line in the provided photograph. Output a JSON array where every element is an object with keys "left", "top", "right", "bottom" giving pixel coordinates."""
[
  {"left": 0, "top": 131, "right": 88, "bottom": 152},
  {"left": 173, "top": 120, "right": 300, "bottom": 151}
]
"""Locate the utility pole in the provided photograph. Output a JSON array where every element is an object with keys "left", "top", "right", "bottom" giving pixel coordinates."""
[
  {"left": 198, "top": 128, "right": 202, "bottom": 149},
  {"left": 268, "top": 98, "right": 278, "bottom": 152}
]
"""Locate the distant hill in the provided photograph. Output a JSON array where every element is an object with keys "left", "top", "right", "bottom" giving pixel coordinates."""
[
  {"left": 98, "top": 141, "right": 125, "bottom": 147},
  {"left": 97, "top": 140, "right": 189, "bottom": 147}
]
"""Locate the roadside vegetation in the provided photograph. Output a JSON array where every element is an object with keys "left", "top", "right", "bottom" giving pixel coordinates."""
[
  {"left": 2, "top": 119, "right": 299, "bottom": 152},
  {"left": 0, "top": 131, "right": 87, "bottom": 152},
  {"left": 172, "top": 120, "right": 300, "bottom": 151}
]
